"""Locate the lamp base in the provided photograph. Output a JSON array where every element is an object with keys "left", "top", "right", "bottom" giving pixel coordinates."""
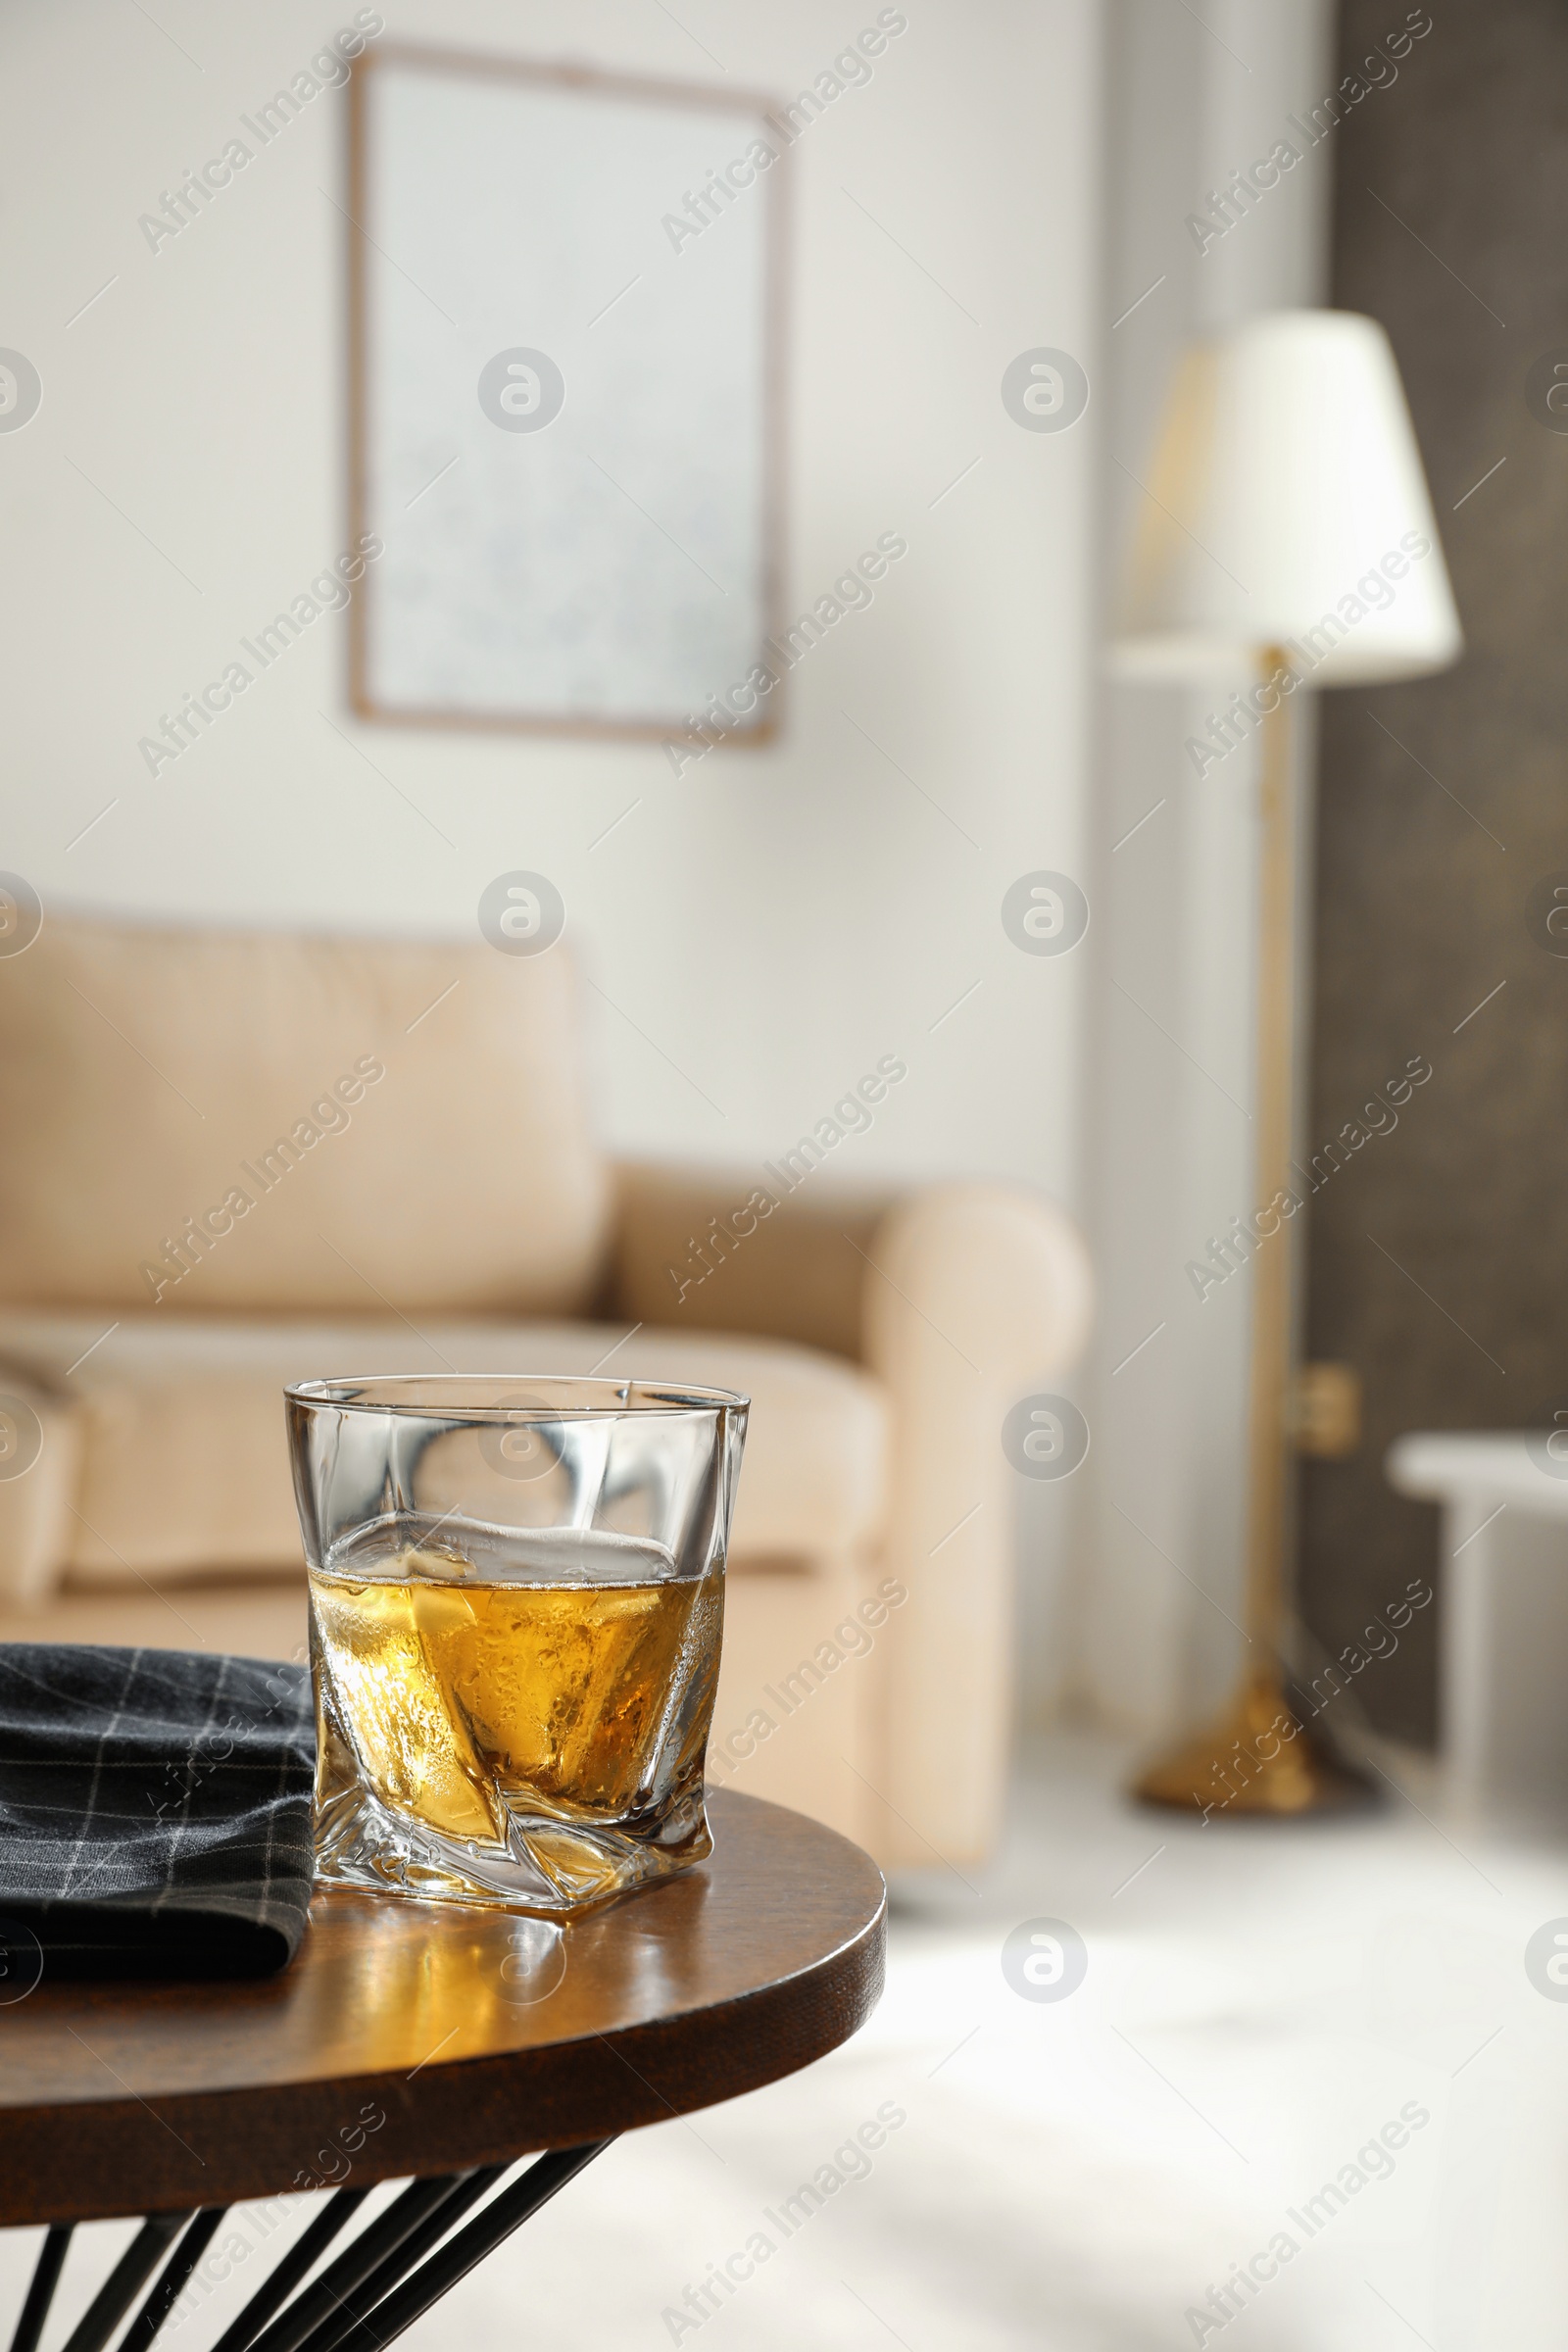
[{"left": 1132, "top": 1674, "right": 1375, "bottom": 1818}]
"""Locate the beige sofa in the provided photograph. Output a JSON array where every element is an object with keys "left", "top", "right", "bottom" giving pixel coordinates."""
[{"left": 0, "top": 917, "right": 1091, "bottom": 1867}]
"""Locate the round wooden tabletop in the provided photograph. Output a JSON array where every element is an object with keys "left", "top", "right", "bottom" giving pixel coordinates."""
[{"left": 0, "top": 1790, "right": 887, "bottom": 2229}]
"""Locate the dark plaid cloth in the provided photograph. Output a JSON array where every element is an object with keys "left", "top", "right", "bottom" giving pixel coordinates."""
[{"left": 0, "top": 1643, "right": 316, "bottom": 1979}]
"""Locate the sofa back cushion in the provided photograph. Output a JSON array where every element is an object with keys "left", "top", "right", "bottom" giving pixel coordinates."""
[{"left": 0, "top": 916, "right": 611, "bottom": 1315}]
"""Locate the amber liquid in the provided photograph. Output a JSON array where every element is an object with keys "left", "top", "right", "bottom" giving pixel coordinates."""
[{"left": 309, "top": 1518, "right": 721, "bottom": 1908}]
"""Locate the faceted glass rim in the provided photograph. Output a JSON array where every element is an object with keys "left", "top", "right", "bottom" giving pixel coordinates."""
[{"left": 284, "top": 1372, "right": 750, "bottom": 1421}]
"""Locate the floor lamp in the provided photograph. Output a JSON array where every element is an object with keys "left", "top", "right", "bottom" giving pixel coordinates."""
[{"left": 1111, "top": 311, "right": 1463, "bottom": 1815}]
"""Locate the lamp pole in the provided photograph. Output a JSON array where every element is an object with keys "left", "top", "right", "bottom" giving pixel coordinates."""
[
  {"left": 1244, "top": 644, "right": 1296, "bottom": 1670},
  {"left": 1135, "top": 651, "right": 1369, "bottom": 1816}
]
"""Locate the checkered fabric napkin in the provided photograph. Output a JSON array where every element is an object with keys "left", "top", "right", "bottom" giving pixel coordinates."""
[{"left": 0, "top": 1643, "right": 316, "bottom": 1979}]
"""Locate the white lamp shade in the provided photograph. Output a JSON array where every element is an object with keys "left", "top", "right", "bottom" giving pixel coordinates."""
[{"left": 1112, "top": 310, "right": 1462, "bottom": 686}]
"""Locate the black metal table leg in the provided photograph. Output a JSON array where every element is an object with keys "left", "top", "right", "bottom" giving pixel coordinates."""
[
  {"left": 8, "top": 2140, "right": 615, "bottom": 2352},
  {"left": 8, "top": 2226, "right": 72, "bottom": 2352},
  {"left": 243, "top": 2178, "right": 461, "bottom": 2352},
  {"left": 117, "top": 2211, "right": 228, "bottom": 2352},
  {"left": 60, "top": 2217, "right": 189, "bottom": 2352},
  {"left": 210, "top": 2190, "right": 370, "bottom": 2352},
  {"left": 300, "top": 2169, "right": 508, "bottom": 2352},
  {"left": 299, "top": 2145, "right": 612, "bottom": 2352}
]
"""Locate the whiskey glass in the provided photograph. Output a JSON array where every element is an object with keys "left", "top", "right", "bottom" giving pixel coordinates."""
[{"left": 285, "top": 1375, "right": 748, "bottom": 1916}]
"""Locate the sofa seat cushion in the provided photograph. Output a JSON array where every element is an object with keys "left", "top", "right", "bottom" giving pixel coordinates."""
[{"left": 0, "top": 1313, "right": 888, "bottom": 1586}]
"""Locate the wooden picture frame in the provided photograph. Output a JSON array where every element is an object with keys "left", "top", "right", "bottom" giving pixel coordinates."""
[{"left": 346, "top": 42, "right": 788, "bottom": 743}]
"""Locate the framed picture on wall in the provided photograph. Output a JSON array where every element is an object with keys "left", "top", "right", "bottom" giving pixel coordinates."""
[{"left": 347, "top": 42, "right": 787, "bottom": 743}]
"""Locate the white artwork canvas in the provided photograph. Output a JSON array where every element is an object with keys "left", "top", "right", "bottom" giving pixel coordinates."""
[{"left": 350, "top": 46, "right": 784, "bottom": 736}]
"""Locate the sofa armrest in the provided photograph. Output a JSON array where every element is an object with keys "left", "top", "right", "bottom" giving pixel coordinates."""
[
  {"left": 612, "top": 1162, "right": 1093, "bottom": 1866},
  {"left": 859, "top": 1184, "right": 1092, "bottom": 1864},
  {"left": 0, "top": 1377, "right": 81, "bottom": 1607},
  {"left": 608, "top": 1160, "right": 894, "bottom": 1359}
]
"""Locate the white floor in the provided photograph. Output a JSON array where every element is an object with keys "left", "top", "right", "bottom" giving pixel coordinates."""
[{"left": 9, "top": 1731, "right": 1568, "bottom": 2350}]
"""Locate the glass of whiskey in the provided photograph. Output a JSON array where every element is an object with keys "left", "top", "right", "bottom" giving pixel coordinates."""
[{"left": 286, "top": 1375, "right": 749, "bottom": 1916}]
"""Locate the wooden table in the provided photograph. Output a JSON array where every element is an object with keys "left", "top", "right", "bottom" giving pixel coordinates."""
[{"left": 0, "top": 1790, "right": 886, "bottom": 2352}]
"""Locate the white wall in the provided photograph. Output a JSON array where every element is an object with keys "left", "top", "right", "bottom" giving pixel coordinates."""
[{"left": 0, "top": 0, "right": 1101, "bottom": 1212}]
